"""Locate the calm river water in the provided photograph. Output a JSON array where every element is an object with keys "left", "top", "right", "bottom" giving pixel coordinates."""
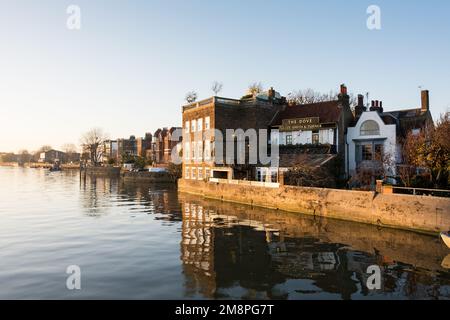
[{"left": 0, "top": 167, "right": 449, "bottom": 300}]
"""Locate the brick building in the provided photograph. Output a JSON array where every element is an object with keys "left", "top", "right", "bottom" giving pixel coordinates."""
[
  {"left": 136, "top": 133, "right": 152, "bottom": 158},
  {"left": 151, "top": 127, "right": 182, "bottom": 165},
  {"left": 182, "top": 88, "right": 285, "bottom": 181}
]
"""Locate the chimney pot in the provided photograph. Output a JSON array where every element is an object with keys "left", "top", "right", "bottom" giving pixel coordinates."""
[
  {"left": 357, "top": 94, "right": 364, "bottom": 107},
  {"left": 421, "top": 90, "right": 430, "bottom": 112}
]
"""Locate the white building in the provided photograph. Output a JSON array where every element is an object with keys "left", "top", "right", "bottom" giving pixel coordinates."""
[
  {"left": 346, "top": 110, "right": 398, "bottom": 179},
  {"left": 346, "top": 90, "right": 433, "bottom": 184}
]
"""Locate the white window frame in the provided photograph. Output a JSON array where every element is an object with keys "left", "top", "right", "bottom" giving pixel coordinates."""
[
  {"left": 204, "top": 141, "right": 211, "bottom": 161},
  {"left": 197, "top": 167, "right": 203, "bottom": 180},
  {"left": 196, "top": 141, "right": 203, "bottom": 162},
  {"left": 197, "top": 118, "right": 203, "bottom": 132},
  {"left": 191, "top": 119, "right": 196, "bottom": 133},
  {"left": 185, "top": 167, "right": 190, "bottom": 179},
  {"left": 184, "top": 142, "right": 190, "bottom": 160},
  {"left": 205, "top": 116, "right": 210, "bottom": 130},
  {"left": 185, "top": 121, "right": 190, "bottom": 134}
]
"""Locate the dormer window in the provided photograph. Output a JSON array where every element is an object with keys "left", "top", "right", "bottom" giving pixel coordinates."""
[{"left": 360, "top": 120, "right": 380, "bottom": 136}]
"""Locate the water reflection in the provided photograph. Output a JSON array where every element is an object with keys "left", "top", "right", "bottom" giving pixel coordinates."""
[
  {"left": 0, "top": 168, "right": 448, "bottom": 299},
  {"left": 179, "top": 194, "right": 450, "bottom": 300}
]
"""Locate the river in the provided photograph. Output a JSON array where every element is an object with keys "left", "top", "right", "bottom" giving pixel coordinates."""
[{"left": 0, "top": 167, "right": 449, "bottom": 299}]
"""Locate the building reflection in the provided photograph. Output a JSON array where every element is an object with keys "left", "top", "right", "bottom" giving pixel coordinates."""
[
  {"left": 79, "top": 175, "right": 181, "bottom": 222},
  {"left": 180, "top": 195, "right": 450, "bottom": 300}
]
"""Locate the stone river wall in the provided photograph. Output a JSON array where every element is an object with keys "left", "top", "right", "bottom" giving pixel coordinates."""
[{"left": 178, "top": 179, "right": 450, "bottom": 234}]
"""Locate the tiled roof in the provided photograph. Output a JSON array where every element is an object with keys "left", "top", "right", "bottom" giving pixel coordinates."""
[
  {"left": 278, "top": 153, "right": 336, "bottom": 168},
  {"left": 270, "top": 101, "right": 343, "bottom": 126}
]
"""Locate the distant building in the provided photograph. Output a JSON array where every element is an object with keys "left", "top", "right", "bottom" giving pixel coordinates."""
[
  {"left": 152, "top": 127, "right": 182, "bottom": 166},
  {"left": 117, "top": 136, "right": 137, "bottom": 162},
  {"left": 136, "top": 133, "right": 152, "bottom": 158},
  {"left": 346, "top": 90, "right": 433, "bottom": 182},
  {"left": 103, "top": 140, "right": 118, "bottom": 163},
  {"left": 39, "top": 150, "right": 65, "bottom": 163}
]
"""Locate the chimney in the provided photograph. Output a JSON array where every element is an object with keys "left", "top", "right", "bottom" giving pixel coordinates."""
[
  {"left": 421, "top": 90, "right": 429, "bottom": 112},
  {"left": 379, "top": 101, "right": 383, "bottom": 113},
  {"left": 357, "top": 94, "right": 364, "bottom": 108},
  {"left": 338, "top": 84, "right": 350, "bottom": 107},
  {"left": 268, "top": 87, "right": 275, "bottom": 101},
  {"left": 355, "top": 94, "right": 366, "bottom": 118}
]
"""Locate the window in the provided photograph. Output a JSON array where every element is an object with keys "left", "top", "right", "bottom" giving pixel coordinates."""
[
  {"left": 374, "top": 144, "right": 383, "bottom": 161},
  {"left": 185, "top": 121, "right": 190, "bottom": 134},
  {"left": 312, "top": 131, "right": 320, "bottom": 145},
  {"left": 286, "top": 134, "right": 293, "bottom": 145},
  {"left": 360, "top": 120, "right": 380, "bottom": 136},
  {"left": 184, "top": 142, "right": 190, "bottom": 160},
  {"left": 197, "top": 118, "right": 203, "bottom": 132},
  {"left": 412, "top": 128, "right": 421, "bottom": 136},
  {"left": 205, "top": 117, "right": 210, "bottom": 130},
  {"left": 205, "top": 168, "right": 210, "bottom": 179},
  {"left": 185, "top": 167, "right": 190, "bottom": 179},
  {"left": 204, "top": 141, "right": 211, "bottom": 160},
  {"left": 197, "top": 141, "right": 203, "bottom": 161},
  {"left": 191, "top": 168, "right": 196, "bottom": 179},
  {"left": 191, "top": 120, "right": 196, "bottom": 133},
  {"left": 362, "top": 144, "right": 373, "bottom": 161},
  {"left": 198, "top": 167, "right": 203, "bottom": 180}
]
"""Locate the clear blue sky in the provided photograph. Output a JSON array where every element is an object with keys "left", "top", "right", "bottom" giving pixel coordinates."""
[{"left": 1, "top": 0, "right": 449, "bottom": 152}]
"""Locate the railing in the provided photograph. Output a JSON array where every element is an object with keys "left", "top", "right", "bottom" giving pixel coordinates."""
[
  {"left": 209, "top": 178, "right": 280, "bottom": 189},
  {"left": 387, "top": 186, "right": 450, "bottom": 198}
]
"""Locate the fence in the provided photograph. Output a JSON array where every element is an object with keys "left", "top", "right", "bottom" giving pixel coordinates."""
[
  {"left": 209, "top": 177, "right": 280, "bottom": 189},
  {"left": 388, "top": 186, "right": 450, "bottom": 198}
]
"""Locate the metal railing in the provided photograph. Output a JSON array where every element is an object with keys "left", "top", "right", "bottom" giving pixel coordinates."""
[
  {"left": 390, "top": 186, "right": 450, "bottom": 198},
  {"left": 209, "top": 177, "right": 280, "bottom": 189}
]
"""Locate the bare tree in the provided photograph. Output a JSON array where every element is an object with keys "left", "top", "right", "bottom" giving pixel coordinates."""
[
  {"left": 185, "top": 91, "right": 198, "bottom": 104},
  {"left": 247, "top": 82, "right": 263, "bottom": 96},
  {"left": 62, "top": 143, "right": 79, "bottom": 163},
  {"left": 61, "top": 143, "right": 78, "bottom": 154},
  {"left": 211, "top": 81, "right": 223, "bottom": 96},
  {"left": 38, "top": 145, "right": 53, "bottom": 153},
  {"left": 287, "top": 89, "right": 338, "bottom": 105},
  {"left": 80, "top": 128, "right": 108, "bottom": 166},
  {"left": 17, "top": 150, "right": 32, "bottom": 165}
]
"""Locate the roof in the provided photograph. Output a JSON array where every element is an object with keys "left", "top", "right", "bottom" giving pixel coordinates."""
[
  {"left": 270, "top": 100, "right": 342, "bottom": 127},
  {"left": 278, "top": 153, "right": 336, "bottom": 168},
  {"left": 381, "top": 108, "right": 432, "bottom": 137}
]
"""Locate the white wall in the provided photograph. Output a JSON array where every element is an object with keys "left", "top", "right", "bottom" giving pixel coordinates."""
[{"left": 272, "top": 129, "right": 334, "bottom": 146}]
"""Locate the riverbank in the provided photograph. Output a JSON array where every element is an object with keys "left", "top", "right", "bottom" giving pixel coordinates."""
[
  {"left": 121, "top": 171, "right": 174, "bottom": 183},
  {"left": 80, "top": 166, "right": 174, "bottom": 183},
  {"left": 178, "top": 179, "right": 450, "bottom": 235}
]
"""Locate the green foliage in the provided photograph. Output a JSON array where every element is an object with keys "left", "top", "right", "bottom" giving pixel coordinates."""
[
  {"left": 134, "top": 156, "right": 147, "bottom": 170},
  {"left": 167, "top": 163, "right": 182, "bottom": 182}
]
